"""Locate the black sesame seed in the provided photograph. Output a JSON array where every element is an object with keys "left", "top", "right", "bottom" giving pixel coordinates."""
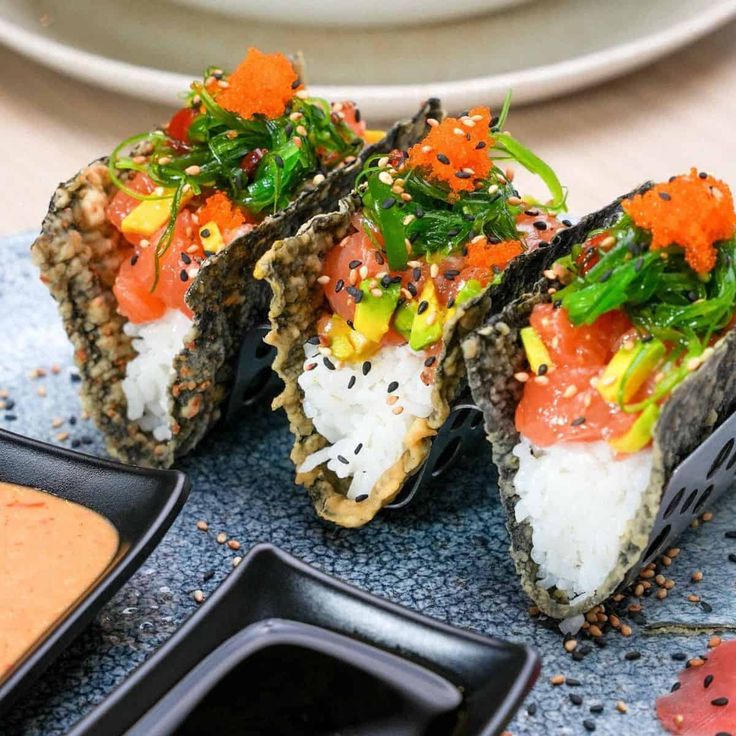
[
  {"left": 355, "top": 494, "right": 369, "bottom": 503},
  {"left": 69, "top": 416, "right": 77, "bottom": 426},
  {"left": 671, "top": 682, "right": 681, "bottom": 692},
  {"left": 374, "top": 250, "right": 385, "bottom": 265},
  {"left": 672, "top": 652, "right": 687, "bottom": 661},
  {"left": 705, "top": 674, "right": 714, "bottom": 688},
  {"left": 537, "top": 363, "right": 548, "bottom": 376},
  {"left": 562, "top": 219, "right": 573, "bottom": 227},
  {"left": 447, "top": 228, "right": 460, "bottom": 237},
  {"left": 349, "top": 259, "right": 362, "bottom": 269},
  {"left": 533, "top": 220, "right": 548, "bottom": 231},
  {"left": 4, "top": 414, "right": 16, "bottom": 421},
  {"left": 625, "top": 651, "right": 641, "bottom": 661},
  {"left": 455, "top": 170, "right": 472, "bottom": 180},
  {"left": 566, "top": 678, "right": 582, "bottom": 686},
  {"left": 436, "top": 153, "right": 450, "bottom": 165},
  {"left": 589, "top": 704, "right": 603, "bottom": 714},
  {"left": 4, "top": 400, "right": 15, "bottom": 410},
  {"left": 130, "top": 254, "right": 139, "bottom": 266},
  {"left": 571, "top": 416, "right": 586, "bottom": 426},
  {"left": 488, "top": 235, "right": 501, "bottom": 244},
  {"left": 712, "top": 697, "right": 729, "bottom": 706},
  {"left": 424, "top": 356, "right": 436, "bottom": 367},
  {"left": 728, "top": 553, "right": 736, "bottom": 563},
  {"left": 200, "top": 227, "right": 212, "bottom": 239},
  {"left": 354, "top": 443, "right": 363, "bottom": 455},
  {"left": 572, "top": 651, "right": 584, "bottom": 662},
  {"left": 70, "top": 372, "right": 81, "bottom": 383},
  {"left": 725, "top": 531, "right": 736, "bottom": 539},
  {"left": 284, "top": 123, "right": 294, "bottom": 137},
  {"left": 180, "top": 269, "right": 189, "bottom": 282},
  {"left": 181, "top": 252, "right": 191, "bottom": 264},
  {"left": 417, "top": 300, "right": 429, "bottom": 315},
  {"left": 599, "top": 269, "right": 613, "bottom": 283},
  {"left": 71, "top": 439, "right": 81, "bottom": 448},
  {"left": 273, "top": 154, "right": 284, "bottom": 168},
  {"left": 381, "top": 197, "right": 396, "bottom": 209},
  {"left": 444, "top": 269, "right": 460, "bottom": 280},
  {"left": 362, "top": 361, "right": 371, "bottom": 375},
  {"left": 701, "top": 601, "right": 713, "bottom": 613},
  {"left": 335, "top": 279, "right": 345, "bottom": 293},
  {"left": 659, "top": 191, "right": 672, "bottom": 201},
  {"left": 81, "top": 435, "right": 93, "bottom": 445},
  {"left": 415, "top": 206, "right": 425, "bottom": 218},
  {"left": 387, "top": 381, "right": 399, "bottom": 393},
  {"left": 715, "top": 732, "right": 733, "bottom": 736},
  {"left": 413, "top": 267, "right": 422, "bottom": 281},
  {"left": 526, "top": 703, "right": 537, "bottom": 716},
  {"left": 447, "top": 297, "right": 456, "bottom": 308},
  {"left": 323, "top": 357, "right": 335, "bottom": 370},
  {"left": 391, "top": 275, "right": 402, "bottom": 284},
  {"left": 291, "top": 78, "right": 302, "bottom": 89},
  {"left": 475, "top": 140, "right": 487, "bottom": 150},
  {"left": 337, "top": 455, "right": 349, "bottom": 465},
  {"left": 407, "top": 282, "right": 418, "bottom": 297},
  {"left": 203, "top": 568, "right": 215, "bottom": 582},
  {"left": 583, "top": 719, "right": 596, "bottom": 732},
  {"left": 347, "top": 286, "right": 363, "bottom": 301},
  {"left": 699, "top": 171, "right": 708, "bottom": 179},
  {"left": 570, "top": 693, "right": 583, "bottom": 706}
]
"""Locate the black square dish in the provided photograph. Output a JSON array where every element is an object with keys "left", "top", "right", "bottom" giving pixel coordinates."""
[
  {"left": 0, "top": 428, "right": 190, "bottom": 714},
  {"left": 70, "top": 544, "right": 539, "bottom": 736}
]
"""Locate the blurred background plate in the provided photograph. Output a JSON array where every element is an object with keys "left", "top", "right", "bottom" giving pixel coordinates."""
[
  {"left": 170, "top": 0, "right": 533, "bottom": 27},
  {"left": 0, "top": 0, "right": 734, "bottom": 121}
]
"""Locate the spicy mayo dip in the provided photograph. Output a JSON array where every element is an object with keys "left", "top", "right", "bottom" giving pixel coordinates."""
[{"left": 0, "top": 481, "right": 119, "bottom": 680}]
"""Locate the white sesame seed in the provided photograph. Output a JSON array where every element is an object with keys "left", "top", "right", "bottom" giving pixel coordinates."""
[
  {"left": 453, "top": 127, "right": 465, "bottom": 136},
  {"left": 296, "top": 124, "right": 308, "bottom": 137},
  {"left": 359, "top": 265, "right": 369, "bottom": 279},
  {"left": 371, "top": 288, "right": 382, "bottom": 298},
  {"left": 488, "top": 184, "right": 499, "bottom": 195},
  {"left": 514, "top": 372, "right": 530, "bottom": 383},
  {"left": 378, "top": 171, "right": 394, "bottom": 186},
  {"left": 378, "top": 156, "right": 390, "bottom": 168},
  {"left": 184, "top": 165, "right": 201, "bottom": 176},
  {"left": 430, "top": 263, "right": 439, "bottom": 278},
  {"left": 313, "top": 173, "right": 326, "bottom": 185},
  {"left": 462, "top": 118, "right": 476, "bottom": 127},
  {"left": 427, "top": 118, "right": 440, "bottom": 127},
  {"left": 402, "top": 214, "right": 415, "bottom": 226},
  {"left": 317, "top": 275, "right": 330, "bottom": 284},
  {"left": 421, "top": 145, "right": 433, "bottom": 154}
]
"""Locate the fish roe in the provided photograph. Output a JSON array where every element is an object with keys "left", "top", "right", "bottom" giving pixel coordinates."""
[
  {"left": 216, "top": 47, "right": 303, "bottom": 121},
  {"left": 407, "top": 106, "right": 493, "bottom": 192},
  {"left": 622, "top": 168, "right": 736, "bottom": 274},
  {"left": 197, "top": 192, "right": 246, "bottom": 233},
  {"left": 465, "top": 238, "right": 524, "bottom": 271}
]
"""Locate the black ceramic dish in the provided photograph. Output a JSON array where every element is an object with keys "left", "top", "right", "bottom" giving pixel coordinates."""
[
  {"left": 70, "top": 544, "right": 539, "bottom": 736},
  {"left": 0, "top": 428, "right": 190, "bottom": 715}
]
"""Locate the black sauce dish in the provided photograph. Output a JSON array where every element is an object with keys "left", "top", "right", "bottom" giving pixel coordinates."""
[
  {"left": 70, "top": 543, "right": 539, "bottom": 736},
  {"left": 0, "top": 428, "right": 190, "bottom": 715}
]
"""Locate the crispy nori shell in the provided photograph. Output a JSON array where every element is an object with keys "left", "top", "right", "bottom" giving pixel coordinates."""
[
  {"left": 463, "top": 185, "right": 736, "bottom": 619},
  {"left": 255, "top": 182, "right": 491, "bottom": 527},
  {"left": 31, "top": 99, "right": 442, "bottom": 468}
]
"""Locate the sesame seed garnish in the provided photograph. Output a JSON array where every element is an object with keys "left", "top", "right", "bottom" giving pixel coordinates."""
[
  {"left": 533, "top": 220, "right": 548, "bottom": 231},
  {"left": 354, "top": 443, "right": 363, "bottom": 455},
  {"left": 550, "top": 674, "right": 565, "bottom": 686},
  {"left": 193, "top": 590, "right": 205, "bottom": 604},
  {"left": 334, "top": 278, "right": 345, "bottom": 293},
  {"left": 196, "top": 520, "right": 209, "bottom": 531},
  {"left": 184, "top": 165, "right": 201, "bottom": 176},
  {"left": 323, "top": 357, "right": 335, "bottom": 370},
  {"left": 317, "top": 275, "right": 330, "bottom": 285},
  {"left": 387, "top": 381, "right": 399, "bottom": 393},
  {"left": 436, "top": 153, "right": 450, "bottom": 165},
  {"left": 571, "top": 416, "right": 586, "bottom": 426},
  {"left": 417, "top": 300, "right": 429, "bottom": 315},
  {"left": 180, "top": 269, "right": 189, "bottom": 282},
  {"left": 583, "top": 719, "right": 596, "bottom": 732},
  {"left": 381, "top": 197, "right": 396, "bottom": 209},
  {"left": 313, "top": 173, "right": 326, "bottom": 185},
  {"left": 362, "top": 361, "right": 372, "bottom": 375},
  {"left": 227, "top": 539, "right": 241, "bottom": 550},
  {"left": 692, "top": 570, "right": 703, "bottom": 582},
  {"left": 712, "top": 697, "right": 729, "bottom": 706},
  {"left": 378, "top": 171, "right": 394, "bottom": 186},
  {"left": 305, "top": 362, "right": 317, "bottom": 371},
  {"left": 337, "top": 455, "right": 349, "bottom": 465},
  {"left": 392, "top": 406, "right": 404, "bottom": 415},
  {"left": 570, "top": 693, "right": 583, "bottom": 706},
  {"left": 354, "top": 494, "right": 369, "bottom": 502}
]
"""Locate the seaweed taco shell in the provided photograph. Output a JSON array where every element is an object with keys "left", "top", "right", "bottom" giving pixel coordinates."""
[
  {"left": 255, "top": 187, "right": 495, "bottom": 527},
  {"left": 462, "top": 186, "right": 736, "bottom": 619},
  {"left": 32, "top": 99, "right": 442, "bottom": 468}
]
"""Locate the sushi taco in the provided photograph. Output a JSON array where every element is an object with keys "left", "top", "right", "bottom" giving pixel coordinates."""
[
  {"left": 32, "top": 47, "right": 440, "bottom": 468},
  {"left": 463, "top": 170, "right": 736, "bottom": 619},
  {"left": 256, "top": 101, "right": 567, "bottom": 527}
]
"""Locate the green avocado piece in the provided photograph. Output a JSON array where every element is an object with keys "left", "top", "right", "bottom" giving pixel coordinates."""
[
  {"left": 393, "top": 301, "right": 416, "bottom": 341},
  {"left": 410, "top": 280, "right": 443, "bottom": 351},
  {"left": 454, "top": 278, "right": 484, "bottom": 307},
  {"left": 353, "top": 279, "right": 401, "bottom": 343},
  {"left": 609, "top": 403, "right": 659, "bottom": 453}
]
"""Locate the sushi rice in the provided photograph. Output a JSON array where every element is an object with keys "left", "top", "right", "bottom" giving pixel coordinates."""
[
  {"left": 298, "top": 342, "right": 433, "bottom": 500},
  {"left": 121, "top": 310, "right": 193, "bottom": 442},
  {"left": 512, "top": 437, "right": 652, "bottom": 602}
]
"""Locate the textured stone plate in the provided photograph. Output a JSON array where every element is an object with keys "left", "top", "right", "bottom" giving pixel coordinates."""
[{"left": 3, "top": 231, "right": 736, "bottom": 735}]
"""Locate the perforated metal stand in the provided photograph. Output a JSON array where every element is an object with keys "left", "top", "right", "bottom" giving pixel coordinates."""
[
  {"left": 223, "top": 325, "right": 280, "bottom": 425},
  {"left": 224, "top": 327, "right": 487, "bottom": 508},
  {"left": 385, "top": 400, "right": 486, "bottom": 509},
  {"left": 627, "top": 409, "right": 736, "bottom": 583}
]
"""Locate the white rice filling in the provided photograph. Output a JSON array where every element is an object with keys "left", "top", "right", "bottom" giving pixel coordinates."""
[
  {"left": 122, "top": 309, "right": 193, "bottom": 442},
  {"left": 297, "top": 343, "right": 433, "bottom": 500},
  {"left": 513, "top": 436, "right": 652, "bottom": 601}
]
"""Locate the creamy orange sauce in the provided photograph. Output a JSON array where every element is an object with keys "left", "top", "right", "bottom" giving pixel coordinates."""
[{"left": 0, "top": 481, "right": 119, "bottom": 680}]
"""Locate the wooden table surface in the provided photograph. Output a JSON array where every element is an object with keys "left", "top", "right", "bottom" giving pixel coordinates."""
[{"left": 1, "top": 21, "right": 735, "bottom": 236}]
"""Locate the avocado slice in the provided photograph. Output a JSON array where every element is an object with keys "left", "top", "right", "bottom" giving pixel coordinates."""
[
  {"left": 608, "top": 403, "right": 659, "bottom": 453},
  {"left": 353, "top": 279, "right": 401, "bottom": 343},
  {"left": 598, "top": 338, "right": 665, "bottom": 405},
  {"left": 409, "top": 280, "right": 443, "bottom": 351},
  {"left": 393, "top": 301, "right": 416, "bottom": 341},
  {"left": 324, "top": 314, "right": 377, "bottom": 362},
  {"left": 520, "top": 326, "right": 554, "bottom": 374},
  {"left": 454, "top": 278, "right": 484, "bottom": 307}
]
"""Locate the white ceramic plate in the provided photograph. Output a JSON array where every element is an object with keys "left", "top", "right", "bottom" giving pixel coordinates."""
[
  {"left": 170, "top": 0, "right": 531, "bottom": 27},
  {"left": 0, "top": 0, "right": 734, "bottom": 122}
]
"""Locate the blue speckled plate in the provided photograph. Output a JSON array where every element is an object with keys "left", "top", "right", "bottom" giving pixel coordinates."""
[{"left": 3, "top": 231, "right": 736, "bottom": 736}]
